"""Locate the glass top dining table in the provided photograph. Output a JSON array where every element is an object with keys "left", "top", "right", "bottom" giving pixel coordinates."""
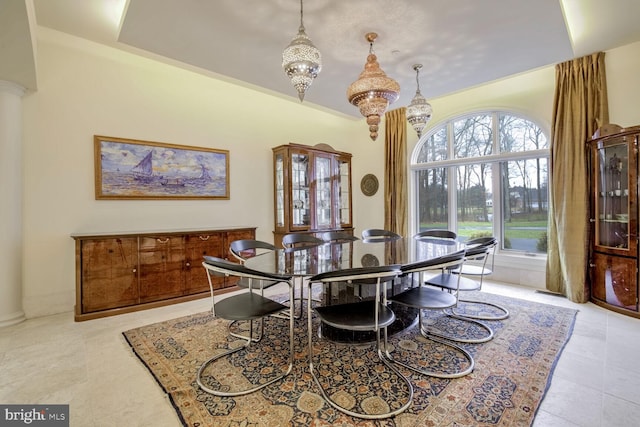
[
  {"left": 245, "top": 236, "right": 464, "bottom": 343},
  {"left": 244, "top": 236, "right": 464, "bottom": 277}
]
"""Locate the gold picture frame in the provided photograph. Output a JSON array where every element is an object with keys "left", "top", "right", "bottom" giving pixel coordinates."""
[{"left": 94, "top": 135, "right": 230, "bottom": 200}]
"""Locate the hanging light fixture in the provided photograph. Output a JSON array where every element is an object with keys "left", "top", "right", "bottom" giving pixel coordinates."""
[
  {"left": 282, "top": 0, "right": 321, "bottom": 102},
  {"left": 347, "top": 32, "right": 400, "bottom": 141},
  {"left": 406, "top": 64, "right": 433, "bottom": 138}
]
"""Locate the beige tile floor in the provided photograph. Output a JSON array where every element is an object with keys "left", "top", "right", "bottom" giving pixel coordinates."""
[{"left": 1, "top": 281, "right": 639, "bottom": 426}]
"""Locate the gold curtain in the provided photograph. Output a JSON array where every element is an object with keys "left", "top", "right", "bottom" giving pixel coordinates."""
[
  {"left": 384, "top": 108, "right": 408, "bottom": 237},
  {"left": 546, "top": 52, "right": 609, "bottom": 302}
]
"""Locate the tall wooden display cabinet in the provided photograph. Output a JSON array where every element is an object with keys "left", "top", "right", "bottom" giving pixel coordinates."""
[
  {"left": 587, "top": 124, "right": 640, "bottom": 318},
  {"left": 272, "top": 143, "right": 353, "bottom": 247}
]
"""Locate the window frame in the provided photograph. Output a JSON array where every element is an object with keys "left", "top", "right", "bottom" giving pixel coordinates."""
[{"left": 409, "top": 109, "right": 550, "bottom": 259}]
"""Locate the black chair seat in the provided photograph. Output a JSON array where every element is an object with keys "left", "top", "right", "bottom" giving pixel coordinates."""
[
  {"left": 426, "top": 273, "right": 481, "bottom": 292},
  {"left": 214, "top": 292, "right": 288, "bottom": 321},
  {"left": 389, "top": 286, "right": 457, "bottom": 309},
  {"left": 315, "top": 300, "right": 395, "bottom": 331},
  {"left": 224, "top": 241, "right": 290, "bottom": 341}
]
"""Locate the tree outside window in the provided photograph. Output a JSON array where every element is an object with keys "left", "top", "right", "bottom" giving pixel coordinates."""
[{"left": 412, "top": 111, "right": 549, "bottom": 254}]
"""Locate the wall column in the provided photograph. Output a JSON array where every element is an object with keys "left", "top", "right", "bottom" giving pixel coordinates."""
[{"left": 0, "top": 80, "right": 26, "bottom": 327}]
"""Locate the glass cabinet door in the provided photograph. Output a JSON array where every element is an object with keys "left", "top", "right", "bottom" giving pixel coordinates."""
[
  {"left": 595, "top": 142, "right": 630, "bottom": 249},
  {"left": 274, "top": 153, "right": 285, "bottom": 228},
  {"left": 291, "top": 152, "right": 311, "bottom": 228},
  {"left": 338, "top": 157, "right": 351, "bottom": 227},
  {"left": 315, "top": 154, "right": 333, "bottom": 228}
]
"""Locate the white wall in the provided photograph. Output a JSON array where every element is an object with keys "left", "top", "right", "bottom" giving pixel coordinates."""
[
  {"left": 605, "top": 41, "right": 640, "bottom": 128},
  {"left": 20, "top": 26, "right": 640, "bottom": 318},
  {"left": 21, "top": 28, "right": 383, "bottom": 318}
]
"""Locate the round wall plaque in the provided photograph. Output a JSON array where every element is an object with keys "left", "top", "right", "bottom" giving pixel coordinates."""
[
  {"left": 361, "top": 253, "right": 380, "bottom": 267},
  {"left": 360, "top": 174, "right": 379, "bottom": 196}
]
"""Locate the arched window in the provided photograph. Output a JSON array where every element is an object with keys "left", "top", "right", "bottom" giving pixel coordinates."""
[{"left": 411, "top": 111, "right": 549, "bottom": 255}]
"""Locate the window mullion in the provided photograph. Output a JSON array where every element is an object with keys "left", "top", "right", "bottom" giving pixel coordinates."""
[
  {"left": 447, "top": 120, "right": 456, "bottom": 235},
  {"left": 449, "top": 165, "right": 457, "bottom": 234},
  {"left": 492, "top": 113, "right": 500, "bottom": 245},
  {"left": 410, "top": 150, "right": 549, "bottom": 171},
  {"left": 492, "top": 162, "right": 502, "bottom": 248}
]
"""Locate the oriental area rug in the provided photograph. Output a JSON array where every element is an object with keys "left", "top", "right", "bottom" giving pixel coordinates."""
[{"left": 123, "top": 291, "right": 577, "bottom": 427}]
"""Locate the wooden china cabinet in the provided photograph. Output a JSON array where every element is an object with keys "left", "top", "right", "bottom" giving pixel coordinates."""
[
  {"left": 587, "top": 124, "right": 640, "bottom": 318},
  {"left": 272, "top": 143, "right": 353, "bottom": 247}
]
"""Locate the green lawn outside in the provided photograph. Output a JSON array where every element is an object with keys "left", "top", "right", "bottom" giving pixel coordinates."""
[{"left": 420, "top": 220, "right": 547, "bottom": 239}]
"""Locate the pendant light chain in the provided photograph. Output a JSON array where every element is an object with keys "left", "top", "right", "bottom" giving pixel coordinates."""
[{"left": 299, "top": 0, "right": 304, "bottom": 29}]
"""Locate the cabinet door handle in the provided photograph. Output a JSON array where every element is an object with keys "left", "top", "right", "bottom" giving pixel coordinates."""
[
  {"left": 132, "top": 268, "right": 137, "bottom": 273},
  {"left": 157, "top": 237, "right": 169, "bottom": 243},
  {"left": 589, "top": 263, "right": 596, "bottom": 268},
  {"left": 199, "top": 235, "right": 210, "bottom": 241},
  {"left": 185, "top": 262, "right": 191, "bottom": 267}
]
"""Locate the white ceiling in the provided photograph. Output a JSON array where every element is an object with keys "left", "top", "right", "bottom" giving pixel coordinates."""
[{"left": 28, "top": 0, "right": 640, "bottom": 117}]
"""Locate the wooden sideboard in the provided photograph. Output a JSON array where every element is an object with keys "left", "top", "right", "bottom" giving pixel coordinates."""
[{"left": 71, "top": 227, "right": 255, "bottom": 321}]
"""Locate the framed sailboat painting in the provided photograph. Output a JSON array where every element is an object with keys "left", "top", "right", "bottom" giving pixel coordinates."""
[{"left": 94, "top": 136, "right": 230, "bottom": 199}]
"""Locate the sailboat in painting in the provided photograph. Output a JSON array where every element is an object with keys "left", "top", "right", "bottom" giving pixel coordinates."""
[
  {"left": 183, "top": 164, "right": 213, "bottom": 186},
  {"left": 131, "top": 151, "right": 162, "bottom": 183}
]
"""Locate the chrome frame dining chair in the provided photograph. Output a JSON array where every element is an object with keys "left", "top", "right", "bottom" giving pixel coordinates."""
[
  {"left": 307, "top": 265, "right": 413, "bottom": 420},
  {"left": 450, "top": 236, "right": 509, "bottom": 320},
  {"left": 197, "top": 256, "right": 295, "bottom": 397},
  {"left": 228, "top": 239, "right": 290, "bottom": 341},
  {"left": 383, "top": 249, "right": 475, "bottom": 378},
  {"left": 422, "top": 239, "right": 495, "bottom": 343}
]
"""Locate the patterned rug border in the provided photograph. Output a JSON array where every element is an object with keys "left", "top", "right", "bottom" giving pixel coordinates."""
[
  {"left": 122, "top": 332, "right": 189, "bottom": 426},
  {"left": 122, "top": 291, "right": 578, "bottom": 426},
  {"left": 534, "top": 297, "right": 577, "bottom": 420}
]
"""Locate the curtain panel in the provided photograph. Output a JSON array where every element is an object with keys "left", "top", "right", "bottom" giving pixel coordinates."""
[
  {"left": 546, "top": 52, "right": 609, "bottom": 302},
  {"left": 384, "top": 108, "right": 408, "bottom": 238}
]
